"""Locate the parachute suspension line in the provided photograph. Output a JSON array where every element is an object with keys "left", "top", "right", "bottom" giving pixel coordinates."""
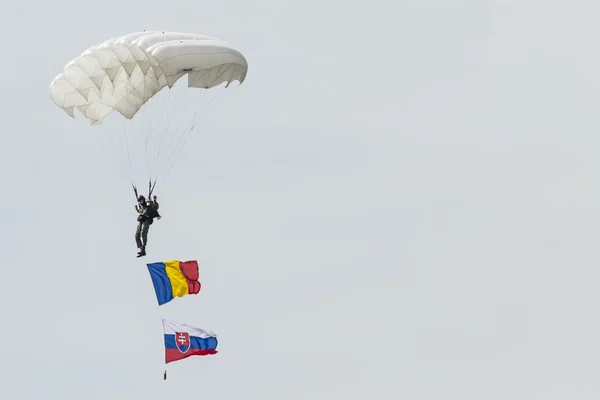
[
  {"left": 87, "top": 75, "right": 240, "bottom": 192},
  {"left": 110, "top": 114, "right": 133, "bottom": 185},
  {"left": 132, "top": 80, "right": 209, "bottom": 189},
  {"left": 152, "top": 90, "right": 211, "bottom": 188},
  {"left": 117, "top": 78, "right": 169, "bottom": 188},
  {"left": 123, "top": 118, "right": 135, "bottom": 183},
  {"left": 101, "top": 112, "right": 135, "bottom": 185},
  {"left": 148, "top": 85, "right": 185, "bottom": 184},
  {"left": 150, "top": 87, "right": 171, "bottom": 171},
  {"left": 108, "top": 81, "right": 183, "bottom": 189},
  {"left": 143, "top": 86, "right": 164, "bottom": 181},
  {"left": 97, "top": 129, "right": 132, "bottom": 185},
  {"left": 150, "top": 86, "right": 207, "bottom": 181},
  {"left": 158, "top": 85, "right": 233, "bottom": 187},
  {"left": 142, "top": 94, "right": 153, "bottom": 173},
  {"left": 140, "top": 77, "right": 152, "bottom": 180},
  {"left": 143, "top": 87, "right": 170, "bottom": 184},
  {"left": 149, "top": 87, "right": 182, "bottom": 180},
  {"left": 104, "top": 80, "right": 151, "bottom": 187},
  {"left": 154, "top": 83, "right": 237, "bottom": 190},
  {"left": 154, "top": 84, "right": 203, "bottom": 172},
  {"left": 144, "top": 82, "right": 169, "bottom": 180},
  {"left": 127, "top": 72, "right": 239, "bottom": 190}
]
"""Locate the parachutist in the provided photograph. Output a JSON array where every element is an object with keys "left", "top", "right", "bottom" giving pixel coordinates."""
[{"left": 135, "top": 195, "right": 161, "bottom": 257}]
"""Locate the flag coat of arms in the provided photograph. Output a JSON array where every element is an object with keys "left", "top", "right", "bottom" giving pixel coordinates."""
[
  {"left": 147, "top": 260, "right": 201, "bottom": 305},
  {"left": 163, "top": 319, "right": 218, "bottom": 364}
]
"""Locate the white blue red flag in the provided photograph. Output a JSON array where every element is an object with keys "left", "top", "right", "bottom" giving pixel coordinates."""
[{"left": 163, "top": 319, "right": 218, "bottom": 365}]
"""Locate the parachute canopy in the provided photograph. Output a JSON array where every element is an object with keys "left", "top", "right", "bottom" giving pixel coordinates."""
[{"left": 49, "top": 31, "right": 248, "bottom": 125}]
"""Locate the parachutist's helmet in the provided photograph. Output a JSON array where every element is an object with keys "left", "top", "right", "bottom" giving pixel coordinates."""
[{"left": 138, "top": 196, "right": 146, "bottom": 203}]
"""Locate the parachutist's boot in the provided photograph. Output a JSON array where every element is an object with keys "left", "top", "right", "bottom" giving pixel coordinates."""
[{"left": 137, "top": 246, "right": 146, "bottom": 257}]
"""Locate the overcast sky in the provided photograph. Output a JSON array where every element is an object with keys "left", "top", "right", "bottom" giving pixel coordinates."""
[{"left": 2, "top": 0, "right": 600, "bottom": 399}]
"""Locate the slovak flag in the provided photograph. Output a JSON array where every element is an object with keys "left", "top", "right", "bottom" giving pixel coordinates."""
[{"left": 163, "top": 319, "right": 218, "bottom": 364}]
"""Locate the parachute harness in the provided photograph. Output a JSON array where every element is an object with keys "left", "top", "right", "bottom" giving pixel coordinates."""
[{"left": 132, "top": 180, "right": 157, "bottom": 201}]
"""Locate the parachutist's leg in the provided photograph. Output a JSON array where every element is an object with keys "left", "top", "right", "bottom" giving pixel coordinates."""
[
  {"left": 136, "top": 221, "right": 149, "bottom": 257},
  {"left": 141, "top": 221, "right": 150, "bottom": 248},
  {"left": 135, "top": 221, "right": 149, "bottom": 257},
  {"left": 135, "top": 222, "right": 143, "bottom": 249}
]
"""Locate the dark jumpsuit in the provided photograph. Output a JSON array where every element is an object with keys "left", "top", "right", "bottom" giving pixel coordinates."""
[{"left": 135, "top": 200, "right": 159, "bottom": 250}]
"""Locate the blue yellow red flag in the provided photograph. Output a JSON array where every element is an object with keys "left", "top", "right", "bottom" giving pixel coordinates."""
[{"left": 146, "top": 260, "right": 201, "bottom": 305}]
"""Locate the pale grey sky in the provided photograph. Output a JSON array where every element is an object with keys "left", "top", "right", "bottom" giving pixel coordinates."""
[{"left": 2, "top": 0, "right": 600, "bottom": 399}]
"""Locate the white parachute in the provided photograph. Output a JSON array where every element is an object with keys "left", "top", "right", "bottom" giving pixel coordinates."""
[{"left": 49, "top": 30, "right": 248, "bottom": 190}]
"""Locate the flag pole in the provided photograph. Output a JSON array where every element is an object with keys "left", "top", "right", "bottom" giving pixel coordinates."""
[{"left": 162, "top": 318, "right": 167, "bottom": 380}]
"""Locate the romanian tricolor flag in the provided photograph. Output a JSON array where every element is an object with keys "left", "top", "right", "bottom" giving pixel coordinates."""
[{"left": 146, "top": 260, "right": 201, "bottom": 305}]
